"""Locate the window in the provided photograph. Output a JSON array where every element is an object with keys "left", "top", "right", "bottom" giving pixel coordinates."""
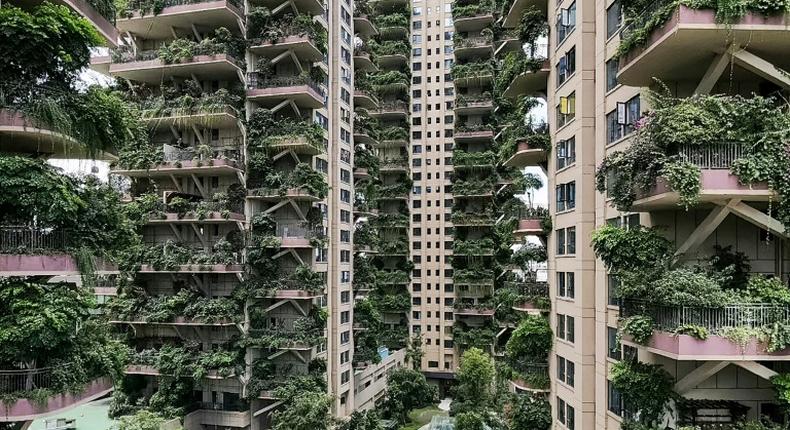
[
  {"left": 341, "top": 47, "right": 351, "bottom": 64},
  {"left": 607, "top": 326, "right": 621, "bottom": 359},
  {"left": 556, "top": 227, "right": 575, "bottom": 255},
  {"left": 556, "top": 2, "right": 577, "bottom": 45},
  {"left": 413, "top": 47, "right": 422, "bottom": 56},
  {"left": 341, "top": 331, "right": 350, "bottom": 344},
  {"left": 557, "top": 272, "right": 575, "bottom": 299},
  {"left": 341, "top": 291, "right": 350, "bottom": 303},
  {"left": 341, "top": 370, "right": 350, "bottom": 384},
  {"left": 608, "top": 381, "right": 632, "bottom": 418},
  {"left": 341, "top": 7, "right": 350, "bottom": 24},
  {"left": 606, "top": 58, "right": 619, "bottom": 91},
  {"left": 341, "top": 271, "right": 350, "bottom": 282},
  {"left": 341, "top": 88, "right": 350, "bottom": 104},
  {"left": 555, "top": 181, "right": 576, "bottom": 211},
  {"left": 340, "top": 148, "right": 351, "bottom": 163},
  {"left": 606, "top": 0, "right": 623, "bottom": 38},
  {"left": 557, "top": 92, "right": 576, "bottom": 128},
  {"left": 413, "top": 6, "right": 422, "bottom": 15},
  {"left": 340, "top": 350, "right": 349, "bottom": 364},
  {"left": 557, "top": 314, "right": 575, "bottom": 343},
  {"left": 340, "top": 189, "right": 351, "bottom": 203},
  {"left": 315, "top": 112, "right": 328, "bottom": 129},
  {"left": 340, "top": 250, "right": 350, "bottom": 263},
  {"left": 340, "top": 169, "right": 351, "bottom": 183},
  {"left": 607, "top": 94, "right": 641, "bottom": 143},
  {"left": 558, "top": 398, "right": 574, "bottom": 430},
  {"left": 556, "top": 137, "right": 576, "bottom": 169},
  {"left": 340, "top": 210, "right": 350, "bottom": 223},
  {"left": 341, "top": 311, "right": 350, "bottom": 324},
  {"left": 607, "top": 274, "right": 620, "bottom": 306},
  {"left": 557, "top": 355, "right": 575, "bottom": 387},
  {"left": 556, "top": 46, "right": 576, "bottom": 86}
]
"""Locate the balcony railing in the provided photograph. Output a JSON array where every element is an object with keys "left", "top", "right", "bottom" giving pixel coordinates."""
[
  {"left": 619, "top": 0, "right": 669, "bottom": 41},
  {"left": 162, "top": 144, "right": 242, "bottom": 163},
  {"left": 455, "top": 36, "right": 494, "bottom": 49},
  {"left": 621, "top": 300, "right": 790, "bottom": 333},
  {"left": 196, "top": 401, "right": 247, "bottom": 412},
  {"left": 678, "top": 143, "right": 745, "bottom": 169},
  {"left": 275, "top": 222, "right": 319, "bottom": 239},
  {"left": 0, "top": 366, "right": 65, "bottom": 394},
  {"left": 0, "top": 226, "right": 69, "bottom": 252},
  {"left": 246, "top": 73, "right": 324, "bottom": 96},
  {"left": 123, "top": 0, "right": 243, "bottom": 13}
]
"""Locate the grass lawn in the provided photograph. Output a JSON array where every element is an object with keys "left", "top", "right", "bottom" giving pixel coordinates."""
[{"left": 399, "top": 405, "right": 448, "bottom": 430}]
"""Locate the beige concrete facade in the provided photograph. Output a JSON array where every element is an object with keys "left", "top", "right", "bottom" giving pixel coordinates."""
[{"left": 409, "top": 0, "right": 458, "bottom": 377}]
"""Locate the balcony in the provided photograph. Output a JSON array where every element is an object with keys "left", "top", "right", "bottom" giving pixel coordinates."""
[
  {"left": 353, "top": 48, "right": 378, "bottom": 72},
  {"left": 453, "top": 7, "right": 495, "bottom": 32},
  {"left": 246, "top": 74, "right": 325, "bottom": 109},
  {"left": 502, "top": 59, "right": 550, "bottom": 99},
  {"left": 97, "top": 50, "right": 243, "bottom": 84},
  {"left": 253, "top": 0, "right": 325, "bottom": 15},
  {"left": 630, "top": 144, "right": 774, "bottom": 211},
  {"left": 369, "top": 100, "right": 409, "bottom": 120},
  {"left": 511, "top": 281, "right": 549, "bottom": 314},
  {"left": 275, "top": 222, "right": 321, "bottom": 248},
  {"left": 249, "top": 34, "right": 324, "bottom": 63},
  {"left": 0, "top": 375, "right": 112, "bottom": 422},
  {"left": 454, "top": 127, "right": 495, "bottom": 144},
  {"left": 509, "top": 363, "right": 550, "bottom": 393},
  {"left": 354, "top": 88, "right": 380, "bottom": 110},
  {"left": 504, "top": 135, "right": 549, "bottom": 167},
  {"left": 184, "top": 406, "right": 250, "bottom": 428},
  {"left": 379, "top": 157, "right": 409, "bottom": 173},
  {"left": 454, "top": 304, "right": 496, "bottom": 317},
  {"left": 454, "top": 94, "right": 494, "bottom": 115},
  {"left": 0, "top": 227, "right": 117, "bottom": 277},
  {"left": 146, "top": 201, "right": 245, "bottom": 225},
  {"left": 453, "top": 239, "right": 495, "bottom": 256},
  {"left": 0, "top": 109, "right": 116, "bottom": 161},
  {"left": 137, "top": 264, "right": 244, "bottom": 273},
  {"left": 452, "top": 180, "right": 495, "bottom": 199},
  {"left": 617, "top": 5, "right": 790, "bottom": 87},
  {"left": 354, "top": 14, "right": 379, "bottom": 37},
  {"left": 450, "top": 211, "right": 496, "bottom": 227},
  {"left": 376, "top": 184, "right": 410, "bottom": 201},
  {"left": 141, "top": 104, "right": 241, "bottom": 129},
  {"left": 113, "top": 144, "right": 243, "bottom": 177},
  {"left": 453, "top": 269, "right": 495, "bottom": 286},
  {"left": 453, "top": 36, "right": 494, "bottom": 60},
  {"left": 452, "top": 62, "right": 495, "bottom": 87},
  {"left": 116, "top": 0, "right": 244, "bottom": 39},
  {"left": 50, "top": 0, "right": 118, "bottom": 47},
  {"left": 621, "top": 300, "right": 790, "bottom": 360},
  {"left": 502, "top": 0, "right": 548, "bottom": 28}
]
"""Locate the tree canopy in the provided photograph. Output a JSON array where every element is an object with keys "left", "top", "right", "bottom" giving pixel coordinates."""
[{"left": 378, "top": 368, "right": 438, "bottom": 423}]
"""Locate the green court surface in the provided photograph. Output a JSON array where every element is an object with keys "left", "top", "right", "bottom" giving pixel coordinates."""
[{"left": 29, "top": 397, "right": 118, "bottom": 430}]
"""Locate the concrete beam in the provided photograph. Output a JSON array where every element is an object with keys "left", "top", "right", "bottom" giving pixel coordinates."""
[
  {"left": 675, "top": 202, "right": 734, "bottom": 257},
  {"left": 734, "top": 361, "right": 778, "bottom": 381},
  {"left": 732, "top": 49, "right": 790, "bottom": 91},
  {"left": 725, "top": 200, "right": 787, "bottom": 239},
  {"left": 695, "top": 52, "right": 731, "bottom": 95},
  {"left": 675, "top": 361, "right": 730, "bottom": 395}
]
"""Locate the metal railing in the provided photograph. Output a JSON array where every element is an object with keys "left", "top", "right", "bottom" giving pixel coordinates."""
[
  {"left": 455, "top": 36, "right": 493, "bottom": 49},
  {"left": 162, "top": 145, "right": 241, "bottom": 163},
  {"left": 678, "top": 143, "right": 745, "bottom": 169},
  {"left": 0, "top": 226, "right": 69, "bottom": 252},
  {"left": 622, "top": 300, "right": 790, "bottom": 333},
  {"left": 0, "top": 366, "right": 57, "bottom": 394},
  {"left": 246, "top": 73, "right": 324, "bottom": 97},
  {"left": 378, "top": 100, "right": 408, "bottom": 112},
  {"left": 619, "top": 0, "right": 672, "bottom": 41},
  {"left": 275, "top": 223, "right": 319, "bottom": 239},
  {"left": 125, "top": 0, "right": 242, "bottom": 10},
  {"left": 196, "top": 401, "right": 247, "bottom": 412}
]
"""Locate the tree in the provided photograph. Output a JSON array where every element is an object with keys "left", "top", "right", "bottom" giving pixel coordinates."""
[
  {"left": 271, "top": 391, "right": 334, "bottom": 430},
  {"left": 405, "top": 334, "right": 424, "bottom": 369},
  {"left": 451, "top": 348, "right": 496, "bottom": 416},
  {"left": 455, "top": 412, "right": 488, "bottom": 430},
  {"left": 117, "top": 410, "right": 167, "bottom": 430},
  {"left": 506, "top": 315, "right": 552, "bottom": 361},
  {"left": 0, "top": 3, "right": 100, "bottom": 93},
  {"left": 378, "top": 368, "right": 438, "bottom": 423},
  {"left": 338, "top": 410, "right": 384, "bottom": 430},
  {"left": 509, "top": 394, "right": 551, "bottom": 430}
]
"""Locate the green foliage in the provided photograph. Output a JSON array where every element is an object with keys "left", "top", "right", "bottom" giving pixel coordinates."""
[
  {"left": 506, "top": 316, "right": 552, "bottom": 361},
  {"left": 0, "top": 3, "right": 100, "bottom": 92},
  {"left": 247, "top": 9, "right": 328, "bottom": 54},
  {"left": 378, "top": 368, "right": 438, "bottom": 424},
  {"left": 674, "top": 324, "right": 709, "bottom": 340},
  {"left": 708, "top": 245, "right": 751, "bottom": 291},
  {"left": 610, "top": 359, "right": 676, "bottom": 425},
  {"left": 451, "top": 348, "right": 496, "bottom": 416},
  {"left": 509, "top": 394, "right": 551, "bottom": 430},
  {"left": 117, "top": 410, "right": 167, "bottom": 430},
  {"left": 496, "top": 51, "right": 545, "bottom": 93},
  {"left": 339, "top": 410, "right": 384, "bottom": 430},
  {"left": 770, "top": 372, "right": 790, "bottom": 412},
  {"left": 617, "top": 0, "right": 790, "bottom": 57},
  {"left": 271, "top": 391, "right": 334, "bottom": 430},
  {"left": 455, "top": 412, "right": 488, "bottom": 430},
  {"left": 620, "top": 315, "right": 654, "bottom": 344},
  {"left": 591, "top": 225, "right": 671, "bottom": 273},
  {"left": 596, "top": 92, "right": 790, "bottom": 225}
]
